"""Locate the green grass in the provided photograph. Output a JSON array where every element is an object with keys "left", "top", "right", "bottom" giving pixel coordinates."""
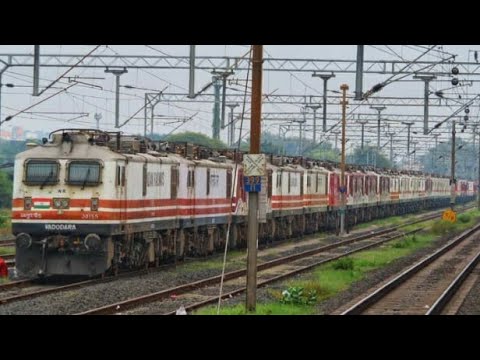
[
  {"left": 354, "top": 215, "right": 404, "bottom": 230},
  {"left": 0, "top": 247, "right": 14, "bottom": 256},
  {"left": 283, "top": 232, "right": 436, "bottom": 305},
  {"left": 0, "top": 209, "right": 11, "bottom": 235},
  {"left": 180, "top": 250, "right": 245, "bottom": 272},
  {"left": 198, "top": 221, "right": 444, "bottom": 315},
  {"left": 195, "top": 302, "right": 316, "bottom": 315}
]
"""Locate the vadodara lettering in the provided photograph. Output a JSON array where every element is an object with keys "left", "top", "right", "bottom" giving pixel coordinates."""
[{"left": 45, "top": 224, "right": 77, "bottom": 231}]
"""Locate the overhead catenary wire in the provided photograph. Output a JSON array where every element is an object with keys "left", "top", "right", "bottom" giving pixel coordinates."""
[
  {"left": 4, "top": 83, "right": 77, "bottom": 122},
  {"left": 36, "top": 45, "right": 103, "bottom": 96}
]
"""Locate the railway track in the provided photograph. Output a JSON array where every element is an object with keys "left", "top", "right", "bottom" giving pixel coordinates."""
[
  {"left": 426, "top": 250, "right": 480, "bottom": 315},
  {"left": 339, "top": 222, "right": 480, "bottom": 315},
  {"left": 0, "top": 204, "right": 474, "bottom": 313},
  {"left": 0, "top": 255, "right": 203, "bottom": 306},
  {"left": 0, "top": 268, "right": 153, "bottom": 306},
  {"left": 77, "top": 207, "right": 461, "bottom": 315}
]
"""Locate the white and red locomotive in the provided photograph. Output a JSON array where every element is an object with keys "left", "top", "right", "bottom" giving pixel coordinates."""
[{"left": 11, "top": 129, "right": 477, "bottom": 277}]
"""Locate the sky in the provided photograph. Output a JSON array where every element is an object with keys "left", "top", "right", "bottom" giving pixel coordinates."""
[{"left": 1, "top": 45, "right": 480, "bottom": 161}]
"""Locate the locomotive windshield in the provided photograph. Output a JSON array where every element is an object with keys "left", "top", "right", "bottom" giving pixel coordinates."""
[
  {"left": 25, "top": 160, "right": 59, "bottom": 186},
  {"left": 67, "top": 161, "right": 101, "bottom": 187}
]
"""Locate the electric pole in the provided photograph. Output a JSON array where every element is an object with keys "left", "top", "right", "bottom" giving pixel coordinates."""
[
  {"left": 388, "top": 131, "right": 395, "bottom": 164},
  {"left": 451, "top": 120, "right": 456, "bottom": 209},
  {"left": 402, "top": 122, "right": 414, "bottom": 170},
  {"left": 33, "top": 45, "right": 40, "bottom": 96},
  {"left": 105, "top": 67, "right": 128, "bottom": 128},
  {"left": 246, "top": 45, "right": 263, "bottom": 312},
  {"left": 477, "top": 130, "right": 480, "bottom": 210},
  {"left": 411, "top": 141, "right": 418, "bottom": 169},
  {"left": 226, "top": 103, "right": 239, "bottom": 147},
  {"left": 332, "top": 130, "right": 341, "bottom": 154},
  {"left": 413, "top": 74, "right": 436, "bottom": 135},
  {"left": 358, "top": 120, "right": 368, "bottom": 149},
  {"left": 212, "top": 76, "right": 221, "bottom": 140},
  {"left": 306, "top": 104, "right": 321, "bottom": 143},
  {"left": 355, "top": 46, "right": 364, "bottom": 101},
  {"left": 312, "top": 73, "right": 335, "bottom": 132},
  {"left": 188, "top": 45, "right": 196, "bottom": 99},
  {"left": 432, "top": 133, "right": 440, "bottom": 174},
  {"left": 94, "top": 113, "right": 102, "bottom": 130},
  {"left": 145, "top": 93, "right": 162, "bottom": 137},
  {"left": 370, "top": 106, "right": 386, "bottom": 150},
  {"left": 340, "top": 84, "right": 349, "bottom": 236}
]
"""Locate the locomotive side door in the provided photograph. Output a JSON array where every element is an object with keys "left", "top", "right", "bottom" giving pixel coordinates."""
[
  {"left": 115, "top": 160, "right": 128, "bottom": 228},
  {"left": 187, "top": 165, "right": 195, "bottom": 222}
]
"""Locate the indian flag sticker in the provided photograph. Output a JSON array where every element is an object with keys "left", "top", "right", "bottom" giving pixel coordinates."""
[{"left": 33, "top": 199, "right": 51, "bottom": 209}]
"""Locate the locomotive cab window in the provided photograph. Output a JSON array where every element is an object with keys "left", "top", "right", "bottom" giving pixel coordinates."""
[
  {"left": 67, "top": 161, "right": 101, "bottom": 186},
  {"left": 25, "top": 160, "right": 59, "bottom": 186}
]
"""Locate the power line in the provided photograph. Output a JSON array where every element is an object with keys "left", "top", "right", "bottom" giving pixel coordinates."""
[{"left": 37, "top": 45, "right": 102, "bottom": 96}]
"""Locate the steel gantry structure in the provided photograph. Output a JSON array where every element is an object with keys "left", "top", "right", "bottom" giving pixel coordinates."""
[
  {"left": 2, "top": 48, "right": 480, "bottom": 172},
  {"left": 157, "top": 93, "right": 480, "bottom": 107},
  {"left": 3, "top": 53, "right": 480, "bottom": 77}
]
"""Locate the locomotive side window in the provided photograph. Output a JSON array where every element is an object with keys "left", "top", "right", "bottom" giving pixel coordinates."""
[
  {"left": 67, "top": 161, "right": 101, "bottom": 186},
  {"left": 288, "top": 172, "right": 291, "bottom": 194},
  {"left": 121, "top": 166, "right": 126, "bottom": 187},
  {"left": 25, "top": 160, "right": 59, "bottom": 186},
  {"left": 171, "top": 167, "right": 179, "bottom": 200},
  {"left": 226, "top": 170, "right": 232, "bottom": 198},
  {"left": 142, "top": 163, "right": 147, "bottom": 196},
  {"left": 268, "top": 170, "right": 273, "bottom": 198},
  {"left": 276, "top": 172, "right": 282, "bottom": 188},
  {"left": 115, "top": 165, "right": 126, "bottom": 187},
  {"left": 116, "top": 166, "right": 121, "bottom": 186},
  {"left": 187, "top": 169, "right": 195, "bottom": 188},
  {"left": 300, "top": 174, "right": 304, "bottom": 196},
  {"left": 206, "top": 168, "right": 211, "bottom": 195}
]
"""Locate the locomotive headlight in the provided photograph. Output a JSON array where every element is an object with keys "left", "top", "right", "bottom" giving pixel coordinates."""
[
  {"left": 24, "top": 197, "right": 32, "bottom": 210},
  {"left": 61, "top": 198, "right": 70, "bottom": 209},
  {"left": 53, "top": 198, "right": 62, "bottom": 209},
  {"left": 16, "top": 233, "right": 32, "bottom": 249},
  {"left": 91, "top": 198, "right": 99, "bottom": 211},
  {"left": 53, "top": 198, "right": 70, "bottom": 209},
  {"left": 84, "top": 233, "right": 102, "bottom": 251}
]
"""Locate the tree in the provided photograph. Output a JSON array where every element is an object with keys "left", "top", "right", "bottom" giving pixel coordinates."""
[
  {"left": 164, "top": 132, "right": 227, "bottom": 149},
  {"left": 305, "top": 142, "right": 339, "bottom": 162},
  {"left": 347, "top": 146, "right": 393, "bottom": 169},
  {"left": 419, "top": 138, "right": 476, "bottom": 180},
  {"left": 0, "top": 139, "right": 27, "bottom": 165},
  {"left": 0, "top": 170, "right": 12, "bottom": 208}
]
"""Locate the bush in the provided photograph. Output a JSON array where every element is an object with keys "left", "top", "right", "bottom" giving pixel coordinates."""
[
  {"left": 431, "top": 220, "right": 456, "bottom": 235},
  {"left": 332, "top": 257, "right": 354, "bottom": 271},
  {"left": 458, "top": 214, "right": 471, "bottom": 224},
  {"left": 281, "top": 286, "right": 317, "bottom": 306},
  {"left": 0, "top": 217, "right": 4, "bottom": 228},
  {"left": 392, "top": 235, "right": 417, "bottom": 249}
]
